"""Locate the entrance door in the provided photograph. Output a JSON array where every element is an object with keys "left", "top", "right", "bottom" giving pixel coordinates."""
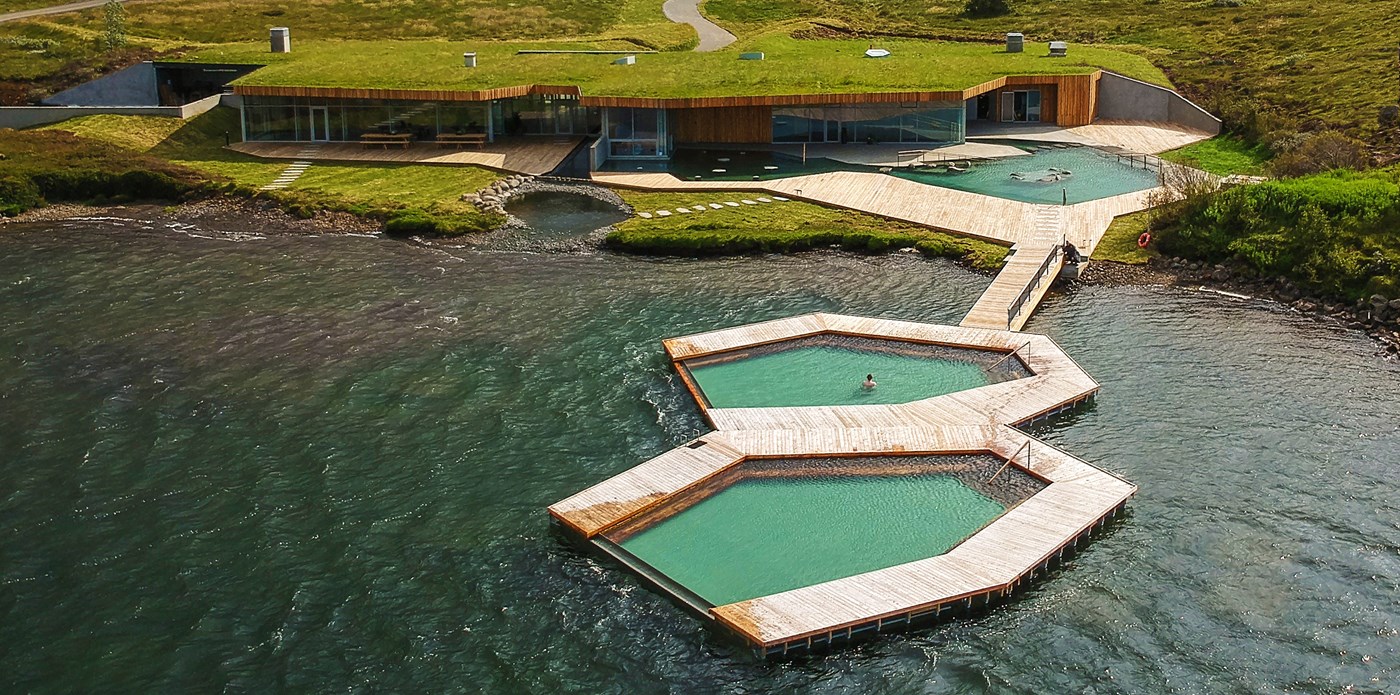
[
  {"left": 1000, "top": 90, "right": 1041, "bottom": 123},
  {"left": 309, "top": 107, "right": 330, "bottom": 142}
]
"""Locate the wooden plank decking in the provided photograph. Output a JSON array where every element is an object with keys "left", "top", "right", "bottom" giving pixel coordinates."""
[
  {"left": 549, "top": 313, "right": 1134, "bottom": 653},
  {"left": 232, "top": 137, "right": 582, "bottom": 175},
  {"left": 960, "top": 243, "right": 1063, "bottom": 331}
]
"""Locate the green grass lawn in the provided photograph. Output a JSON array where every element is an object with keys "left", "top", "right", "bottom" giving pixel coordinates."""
[
  {"left": 609, "top": 190, "right": 1009, "bottom": 268},
  {"left": 187, "top": 34, "right": 1166, "bottom": 96},
  {"left": 36, "top": 109, "right": 502, "bottom": 232},
  {"left": 702, "top": 0, "right": 1400, "bottom": 135},
  {"left": 1161, "top": 136, "right": 1271, "bottom": 177},
  {"left": 1094, "top": 211, "right": 1155, "bottom": 265}
]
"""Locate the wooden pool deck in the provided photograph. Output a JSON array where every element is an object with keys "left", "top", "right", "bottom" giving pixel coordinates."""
[
  {"left": 232, "top": 137, "right": 582, "bottom": 175},
  {"left": 549, "top": 313, "right": 1136, "bottom": 655},
  {"left": 966, "top": 119, "right": 1213, "bottom": 154}
]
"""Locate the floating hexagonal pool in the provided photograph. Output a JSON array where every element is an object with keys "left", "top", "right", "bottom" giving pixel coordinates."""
[
  {"left": 603, "top": 455, "right": 1045, "bottom": 607},
  {"left": 678, "top": 335, "right": 1030, "bottom": 409},
  {"left": 550, "top": 313, "right": 1137, "bottom": 657}
]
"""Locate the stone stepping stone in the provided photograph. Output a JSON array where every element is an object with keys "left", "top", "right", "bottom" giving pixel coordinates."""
[
  {"left": 637, "top": 212, "right": 652, "bottom": 218},
  {"left": 740, "top": 200, "right": 758, "bottom": 205},
  {"left": 724, "top": 201, "right": 740, "bottom": 207},
  {"left": 772, "top": 196, "right": 789, "bottom": 201},
  {"left": 656, "top": 210, "right": 672, "bottom": 217},
  {"left": 676, "top": 208, "right": 691, "bottom": 213},
  {"left": 712, "top": 169, "right": 727, "bottom": 173},
  {"left": 709, "top": 203, "right": 724, "bottom": 209},
  {"left": 756, "top": 197, "right": 773, "bottom": 203}
]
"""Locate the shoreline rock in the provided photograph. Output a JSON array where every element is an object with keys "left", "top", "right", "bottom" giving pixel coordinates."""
[{"left": 1, "top": 196, "right": 382, "bottom": 236}]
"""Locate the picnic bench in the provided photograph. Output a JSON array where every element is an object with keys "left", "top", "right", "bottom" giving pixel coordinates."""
[
  {"left": 359, "top": 132, "right": 414, "bottom": 149},
  {"left": 436, "top": 133, "right": 488, "bottom": 149}
]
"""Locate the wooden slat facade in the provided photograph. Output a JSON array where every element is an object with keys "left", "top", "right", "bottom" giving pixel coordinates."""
[
  {"left": 232, "top": 73, "right": 1102, "bottom": 114},
  {"left": 671, "top": 106, "right": 773, "bottom": 144}
]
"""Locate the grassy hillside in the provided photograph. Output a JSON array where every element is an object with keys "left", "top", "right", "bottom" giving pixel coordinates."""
[{"left": 703, "top": 0, "right": 1400, "bottom": 137}]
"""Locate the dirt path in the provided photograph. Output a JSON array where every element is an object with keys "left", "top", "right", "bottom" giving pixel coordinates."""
[{"left": 662, "top": 0, "right": 736, "bottom": 52}]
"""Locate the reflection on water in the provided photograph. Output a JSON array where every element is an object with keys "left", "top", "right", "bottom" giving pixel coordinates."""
[{"left": 0, "top": 217, "right": 1398, "bottom": 692}]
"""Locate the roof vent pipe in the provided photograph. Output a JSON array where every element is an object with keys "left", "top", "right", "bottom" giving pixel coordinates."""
[{"left": 270, "top": 27, "right": 290, "bottom": 54}]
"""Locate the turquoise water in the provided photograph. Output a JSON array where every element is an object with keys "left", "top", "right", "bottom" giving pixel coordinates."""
[
  {"left": 687, "top": 344, "right": 992, "bottom": 408},
  {"left": 616, "top": 473, "right": 1004, "bottom": 606},
  {"left": 891, "top": 145, "right": 1161, "bottom": 204},
  {"left": 2, "top": 213, "right": 1400, "bottom": 690},
  {"left": 601, "top": 144, "right": 1158, "bottom": 204}
]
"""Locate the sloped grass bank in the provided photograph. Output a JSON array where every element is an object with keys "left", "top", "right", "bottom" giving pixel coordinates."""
[
  {"left": 606, "top": 191, "right": 1009, "bottom": 269},
  {"left": 28, "top": 109, "right": 503, "bottom": 235}
]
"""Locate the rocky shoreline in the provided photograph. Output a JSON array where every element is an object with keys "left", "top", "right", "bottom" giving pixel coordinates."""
[
  {"left": 0, "top": 196, "right": 381, "bottom": 236},
  {"left": 1079, "top": 257, "right": 1400, "bottom": 357}
]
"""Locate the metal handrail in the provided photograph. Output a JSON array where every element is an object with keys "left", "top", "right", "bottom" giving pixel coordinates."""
[
  {"left": 989, "top": 440, "right": 1032, "bottom": 482},
  {"left": 989, "top": 340, "right": 1033, "bottom": 370},
  {"left": 1005, "top": 242, "right": 1065, "bottom": 329}
]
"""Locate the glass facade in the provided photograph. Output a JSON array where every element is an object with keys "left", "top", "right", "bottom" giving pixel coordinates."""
[
  {"left": 605, "top": 107, "right": 668, "bottom": 159},
  {"left": 771, "top": 103, "right": 965, "bottom": 145},
  {"left": 240, "top": 96, "right": 595, "bottom": 142}
]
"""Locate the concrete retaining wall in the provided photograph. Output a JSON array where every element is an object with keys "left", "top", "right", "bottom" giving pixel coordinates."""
[
  {"left": 1096, "top": 72, "right": 1221, "bottom": 135},
  {"left": 0, "top": 94, "right": 224, "bottom": 130},
  {"left": 43, "top": 62, "right": 159, "bottom": 107}
]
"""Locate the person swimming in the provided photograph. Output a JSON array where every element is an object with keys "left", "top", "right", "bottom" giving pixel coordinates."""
[{"left": 862, "top": 374, "right": 877, "bottom": 389}]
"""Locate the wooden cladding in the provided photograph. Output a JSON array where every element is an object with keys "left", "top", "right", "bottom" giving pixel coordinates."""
[
  {"left": 581, "top": 91, "right": 967, "bottom": 109},
  {"left": 235, "top": 71, "right": 1102, "bottom": 124},
  {"left": 967, "top": 72, "right": 1100, "bottom": 126},
  {"left": 1005, "top": 73, "right": 1099, "bottom": 126},
  {"left": 671, "top": 106, "right": 772, "bottom": 144},
  {"left": 233, "top": 83, "right": 581, "bottom": 102}
]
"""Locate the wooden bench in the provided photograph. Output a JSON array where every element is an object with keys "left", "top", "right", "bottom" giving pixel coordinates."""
[
  {"left": 359, "top": 133, "right": 413, "bottom": 149},
  {"left": 436, "top": 133, "right": 488, "bottom": 149}
]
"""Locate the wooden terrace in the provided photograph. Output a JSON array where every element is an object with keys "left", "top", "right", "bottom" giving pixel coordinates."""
[
  {"left": 549, "top": 313, "right": 1136, "bottom": 655},
  {"left": 231, "top": 136, "right": 582, "bottom": 175}
]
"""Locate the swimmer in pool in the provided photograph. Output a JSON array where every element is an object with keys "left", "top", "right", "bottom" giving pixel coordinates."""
[{"left": 862, "top": 374, "right": 877, "bottom": 389}]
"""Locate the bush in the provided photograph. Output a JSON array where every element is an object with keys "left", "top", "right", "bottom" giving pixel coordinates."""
[
  {"left": 1156, "top": 169, "right": 1400, "bottom": 300},
  {"left": 964, "top": 0, "right": 1012, "bottom": 18},
  {"left": 0, "top": 175, "right": 43, "bottom": 216},
  {"left": 1269, "top": 131, "right": 1369, "bottom": 178}
]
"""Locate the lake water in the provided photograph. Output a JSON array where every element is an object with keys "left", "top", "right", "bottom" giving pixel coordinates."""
[{"left": 2, "top": 212, "right": 1398, "bottom": 692}]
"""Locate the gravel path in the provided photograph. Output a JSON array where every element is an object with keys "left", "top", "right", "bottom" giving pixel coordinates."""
[{"left": 662, "top": 0, "right": 736, "bottom": 52}]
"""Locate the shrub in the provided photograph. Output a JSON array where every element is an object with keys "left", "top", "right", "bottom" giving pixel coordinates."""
[
  {"left": 1268, "top": 131, "right": 1369, "bottom": 178},
  {"left": 964, "top": 0, "right": 1012, "bottom": 18},
  {"left": 0, "top": 175, "right": 43, "bottom": 216}
]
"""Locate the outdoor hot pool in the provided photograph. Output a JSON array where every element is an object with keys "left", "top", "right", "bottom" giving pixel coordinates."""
[
  {"left": 679, "top": 334, "right": 1028, "bottom": 409},
  {"left": 893, "top": 143, "right": 1160, "bottom": 204},
  {"left": 600, "top": 143, "right": 1160, "bottom": 205},
  {"left": 605, "top": 455, "right": 1044, "bottom": 606}
]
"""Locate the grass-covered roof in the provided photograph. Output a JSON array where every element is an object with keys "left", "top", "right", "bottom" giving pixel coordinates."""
[{"left": 190, "top": 34, "right": 1171, "bottom": 98}]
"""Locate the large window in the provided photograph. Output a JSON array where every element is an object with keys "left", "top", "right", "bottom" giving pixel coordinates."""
[
  {"left": 605, "top": 107, "right": 668, "bottom": 158},
  {"left": 771, "top": 103, "right": 964, "bottom": 144},
  {"left": 241, "top": 96, "right": 506, "bottom": 142},
  {"left": 999, "top": 90, "right": 1042, "bottom": 123}
]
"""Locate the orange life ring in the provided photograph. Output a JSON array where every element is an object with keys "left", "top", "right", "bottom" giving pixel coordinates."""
[{"left": 1137, "top": 232, "right": 1152, "bottom": 248}]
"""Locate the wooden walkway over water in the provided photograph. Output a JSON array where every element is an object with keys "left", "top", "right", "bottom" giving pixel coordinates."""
[{"left": 549, "top": 313, "right": 1135, "bottom": 655}]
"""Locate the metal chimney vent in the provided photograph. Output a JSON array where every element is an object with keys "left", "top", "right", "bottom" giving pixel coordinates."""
[{"left": 1006, "top": 33, "right": 1024, "bottom": 53}]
